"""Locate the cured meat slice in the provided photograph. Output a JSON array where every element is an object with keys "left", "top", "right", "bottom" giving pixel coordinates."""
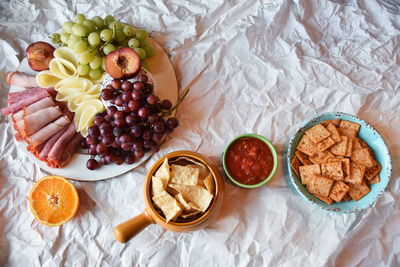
[
  {"left": 38, "top": 124, "right": 68, "bottom": 161},
  {"left": 8, "top": 87, "right": 48, "bottom": 105},
  {"left": 26, "top": 115, "right": 70, "bottom": 148},
  {"left": 14, "top": 119, "right": 26, "bottom": 137},
  {"left": 47, "top": 122, "right": 77, "bottom": 165},
  {"left": 14, "top": 132, "right": 23, "bottom": 141},
  {"left": 6, "top": 71, "right": 38, "bottom": 88},
  {"left": 2, "top": 90, "right": 50, "bottom": 116},
  {"left": 27, "top": 143, "right": 45, "bottom": 158},
  {"left": 23, "top": 106, "right": 61, "bottom": 136},
  {"left": 56, "top": 133, "right": 83, "bottom": 168},
  {"left": 12, "top": 97, "right": 55, "bottom": 122}
]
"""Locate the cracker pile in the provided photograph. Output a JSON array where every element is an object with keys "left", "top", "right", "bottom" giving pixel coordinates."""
[
  {"left": 291, "top": 119, "right": 382, "bottom": 204},
  {"left": 151, "top": 157, "right": 215, "bottom": 222}
]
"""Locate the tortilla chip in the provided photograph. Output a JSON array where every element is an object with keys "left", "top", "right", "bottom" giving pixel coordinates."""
[
  {"left": 368, "top": 175, "right": 380, "bottom": 185},
  {"left": 170, "top": 164, "right": 199, "bottom": 185},
  {"left": 203, "top": 173, "right": 215, "bottom": 195},
  {"left": 321, "top": 119, "right": 341, "bottom": 127},
  {"left": 340, "top": 120, "right": 360, "bottom": 133},
  {"left": 297, "top": 135, "right": 318, "bottom": 156},
  {"left": 155, "top": 158, "right": 171, "bottom": 181},
  {"left": 169, "top": 184, "right": 213, "bottom": 212},
  {"left": 170, "top": 156, "right": 210, "bottom": 180},
  {"left": 329, "top": 181, "right": 350, "bottom": 202},
  {"left": 295, "top": 150, "right": 313, "bottom": 165},
  {"left": 307, "top": 174, "right": 334, "bottom": 197},
  {"left": 348, "top": 181, "right": 370, "bottom": 202},
  {"left": 309, "top": 150, "right": 335, "bottom": 164},
  {"left": 299, "top": 164, "right": 321, "bottom": 185},
  {"left": 151, "top": 176, "right": 167, "bottom": 197},
  {"left": 321, "top": 161, "right": 344, "bottom": 180},
  {"left": 314, "top": 194, "right": 333, "bottom": 205},
  {"left": 152, "top": 191, "right": 183, "bottom": 222},
  {"left": 330, "top": 136, "right": 348, "bottom": 156},
  {"left": 344, "top": 163, "right": 365, "bottom": 185},
  {"left": 290, "top": 156, "right": 301, "bottom": 177},
  {"left": 305, "top": 124, "right": 331, "bottom": 144},
  {"left": 351, "top": 148, "right": 375, "bottom": 168},
  {"left": 317, "top": 137, "right": 336, "bottom": 152},
  {"left": 181, "top": 211, "right": 202, "bottom": 219}
]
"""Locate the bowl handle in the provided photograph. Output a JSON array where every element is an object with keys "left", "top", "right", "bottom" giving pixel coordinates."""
[{"left": 114, "top": 210, "right": 154, "bottom": 243}]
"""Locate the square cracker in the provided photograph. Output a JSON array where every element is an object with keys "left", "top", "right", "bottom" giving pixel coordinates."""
[
  {"left": 309, "top": 150, "right": 335, "bottom": 164},
  {"left": 321, "top": 161, "right": 344, "bottom": 180},
  {"left": 326, "top": 124, "right": 341, "bottom": 143},
  {"left": 345, "top": 136, "right": 354, "bottom": 157},
  {"left": 368, "top": 175, "right": 380, "bottom": 185},
  {"left": 297, "top": 135, "right": 318, "bottom": 156},
  {"left": 351, "top": 148, "right": 375, "bottom": 168},
  {"left": 340, "top": 120, "right": 361, "bottom": 133},
  {"left": 299, "top": 164, "right": 321, "bottom": 185},
  {"left": 317, "top": 137, "right": 336, "bottom": 152},
  {"left": 307, "top": 174, "right": 334, "bottom": 197},
  {"left": 327, "top": 158, "right": 350, "bottom": 179},
  {"left": 330, "top": 136, "right": 348, "bottom": 156},
  {"left": 314, "top": 194, "right": 333, "bottom": 205},
  {"left": 364, "top": 161, "right": 382, "bottom": 181},
  {"left": 343, "top": 193, "right": 352, "bottom": 202},
  {"left": 305, "top": 124, "right": 331, "bottom": 144},
  {"left": 352, "top": 137, "right": 363, "bottom": 150},
  {"left": 356, "top": 137, "right": 368, "bottom": 148},
  {"left": 348, "top": 181, "right": 370, "bottom": 202},
  {"left": 338, "top": 127, "right": 358, "bottom": 137},
  {"left": 329, "top": 181, "right": 350, "bottom": 202},
  {"left": 295, "top": 150, "right": 312, "bottom": 165},
  {"left": 290, "top": 156, "right": 301, "bottom": 177},
  {"left": 170, "top": 164, "right": 199, "bottom": 185},
  {"left": 344, "top": 163, "right": 365, "bottom": 185},
  {"left": 321, "top": 119, "right": 341, "bottom": 127}
]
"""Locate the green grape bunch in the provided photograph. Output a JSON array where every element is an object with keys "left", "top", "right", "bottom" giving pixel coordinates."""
[{"left": 49, "top": 14, "right": 155, "bottom": 80}]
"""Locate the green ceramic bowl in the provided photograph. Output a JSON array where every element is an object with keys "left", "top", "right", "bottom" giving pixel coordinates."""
[{"left": 222, "top": 134, "right": 278, "bottom": 188}]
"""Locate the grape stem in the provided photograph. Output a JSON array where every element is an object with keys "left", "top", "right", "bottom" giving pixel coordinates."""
[{"left": 162, "top": 88, "right": 190, "bottom": 117}]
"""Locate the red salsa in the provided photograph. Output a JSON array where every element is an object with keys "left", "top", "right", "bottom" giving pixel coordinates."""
[{"left": 225, "top": 137, "right": 274, "bottom": 185}]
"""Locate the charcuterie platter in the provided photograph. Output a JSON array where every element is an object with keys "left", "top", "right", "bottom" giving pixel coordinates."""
[{"left": 5, "top": 17, "right": 179, "bottom": 181}]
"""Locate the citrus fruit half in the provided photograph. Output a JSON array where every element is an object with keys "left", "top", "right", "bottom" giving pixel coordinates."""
[{"left": 29, "top": 175, "right": 79, "bottom": 226}]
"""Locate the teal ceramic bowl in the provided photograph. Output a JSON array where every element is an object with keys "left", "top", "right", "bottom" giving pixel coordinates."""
[
  {"left": 223, "top": 134, "right": 278, "bottom": 188},
  {"left": 287, "top": 112, "right": 392, "bottom": 213}
]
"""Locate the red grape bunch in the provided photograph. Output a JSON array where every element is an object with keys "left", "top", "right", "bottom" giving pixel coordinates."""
[{"left": 82, "top": 73, "right": 182, "bottom": 170}]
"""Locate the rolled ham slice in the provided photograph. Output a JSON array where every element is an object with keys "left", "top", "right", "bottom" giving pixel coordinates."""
[
  {"left": 23, "top": 105, "right": 61, "bottom": 136},
  {"left": 38, "top": 125, "right": 68, "bottom": 161},
  {"left": 14, "top": 119, "right": 26, "bottom": 138},
  {"left": 56, "top": 133, "right": 83, "bottom": 168},
  {"left": 27, "top": 143, "right": 45, "bottom": 158},
  {"left": 6, "top": 71, "right": 38, "bottom": 88},
  {"left": 26, "top": 115, "right": 70, "bottom": 148},
  {"left": 2, "top": 90, "right": 50, "bottom": 116},
  {"left": 12, "top": 97, "right": 55, "bottom": 122},
  {"left": 47, "top": 121, "right": 77, "bottom": 165}
]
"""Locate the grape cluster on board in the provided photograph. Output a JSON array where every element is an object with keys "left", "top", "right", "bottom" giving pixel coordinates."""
[
  {"left": 50, "top": 14, "right": 155, "bottom": 80},
  {"left": 81, "top": 73, "right": 180, "bottom": 170}
]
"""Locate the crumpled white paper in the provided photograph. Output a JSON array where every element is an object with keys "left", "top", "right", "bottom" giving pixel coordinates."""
[{"left": 1, "top": 0, "right": 399, "bottom": 266}]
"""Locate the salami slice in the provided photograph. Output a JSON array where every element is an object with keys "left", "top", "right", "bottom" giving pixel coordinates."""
[{"left": 2, "top": 90, "right": 50, "bottom": 116}]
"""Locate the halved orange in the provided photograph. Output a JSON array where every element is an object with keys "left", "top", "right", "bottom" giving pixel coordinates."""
[{"left": 29, "top": 175, "right": 79, "bottom": 227}]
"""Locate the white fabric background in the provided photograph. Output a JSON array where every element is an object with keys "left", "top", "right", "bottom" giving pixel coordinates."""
[{"left": 0, "top": 0, "right": 399, "bottom": 266}]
